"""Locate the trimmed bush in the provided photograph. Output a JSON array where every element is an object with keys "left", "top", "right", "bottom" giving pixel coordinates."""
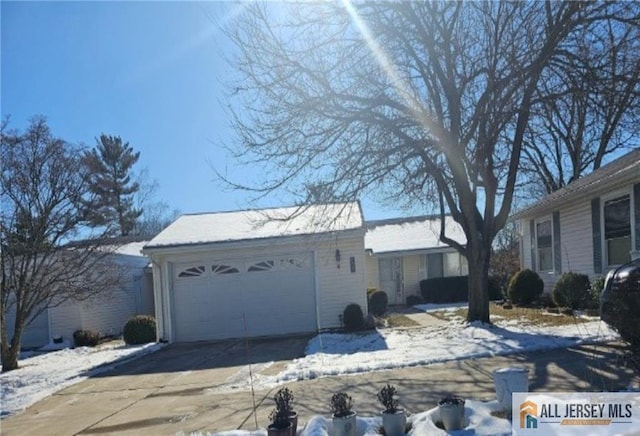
[
  {"left": 343, "top": 303, "right": 364, "bottom": 330},
  {"left": 366, "top": 287, "right": 378, "bottom": 299},
  {"left": 368, "top": 290, "right": 388, "bottom": 316},
  {"left": 123, "top": 315, "right": 156, "bottom": 345},
  {"left": 587, "top": 276, "right": 605, "bottom": 310},
  {"left": 488, "top": 275, "right": 503, "bottom": 301},
  {"left": 73, "top": 329, "right": 100, "bottom": 347},
  {"left": 406, "top": 294, "right": 423, "bottom": 306},
  {"left": 552, "top": 272, "right": 590, "bottom": 310},
  {"left": 507, "top": 269, "right": 544, "bottom": 305},
  {"left": 420, "top": 276, "right": 468, "bottom": 303}
]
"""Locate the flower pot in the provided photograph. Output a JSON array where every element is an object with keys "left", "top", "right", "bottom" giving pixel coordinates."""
[
  {"left": 289, "top": 410, "right": 298, "bottom": 435},
  {"left": 332, "top": 411, "right": 357, "bottom": 436},
  {"left": 381, "top": 409, "right": 406, "bottom": 436},
  {"left": 267, "top": 421, "right": 292, "bottom": 436},
  {"left": 438, "top": 397, "right": 465, "bottom": 431},
  {"left": 493, "top": 367, "right": 529, "bottom": 413}
]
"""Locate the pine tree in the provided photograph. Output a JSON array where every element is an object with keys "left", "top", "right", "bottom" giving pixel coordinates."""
[{"left": 83, "top": 135, "right": 142, "bottom": 236}]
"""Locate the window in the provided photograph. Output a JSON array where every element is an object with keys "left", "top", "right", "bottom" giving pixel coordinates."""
[
  {"left": 420, "top": 252, "right": 468, "bottom": 279},
  {"left": 177, "top": 265, "right": 206, "bottom": 278},
  {"left": 536, "top": 219, "right": 553, "bottom": 272},
  {"left": 604, "top": 194, "right": 631, "bottom": 266},
  {"left": 212, "top": 264, "right": 239, "bottom": 275},
  {"left": 279, "top": 257, "right": 310, "bottom": 270},
  {"left": 247, "top": 260, "right": 275, "bottom": 272}
]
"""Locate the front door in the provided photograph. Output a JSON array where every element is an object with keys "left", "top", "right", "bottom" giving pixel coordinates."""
[{"left": 378, "top": 257, "right": 403, "bottom": 305}]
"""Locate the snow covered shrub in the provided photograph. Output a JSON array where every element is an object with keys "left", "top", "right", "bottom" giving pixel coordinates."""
[
  {"left": 507, "top": 269, "right": 543, "bottom": 305},
  {"left": 343, "top": 303, "right": 364, "bottom": 330},
  {"left": 123, "top": 315, "right": 156, "bottom": 345},
  {"left": 73, "top": 329, "right": 100, "bottom": 347},
  {"left": 368, "top": 290, "right": 388, "bottom": 316},
  {"left": 552, "top": 272, "right": 590, "bottom": 310}
]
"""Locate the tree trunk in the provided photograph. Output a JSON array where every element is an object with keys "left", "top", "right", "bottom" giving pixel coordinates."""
[
  {"left": 1, "top": 326, "right": 22, "bottom": 372},
  {"left": 466, "top": 242, "right": 491, "bottom": 324}
]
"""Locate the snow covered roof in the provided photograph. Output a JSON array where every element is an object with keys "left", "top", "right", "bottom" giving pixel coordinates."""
[
  {"left": 113, "top": 241, "right": 148, "bottom": 257},
  {"left": 364, "top": 215, "right": 466, "bottom": 254},
  {"left": 512, "top": 148, "right": 640, "bottom": 220},
  {"left": 144, "top": 202, "right": 364, "bottom": 250}
]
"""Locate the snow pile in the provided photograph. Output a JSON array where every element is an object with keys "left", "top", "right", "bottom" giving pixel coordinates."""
[
  {"left": 0, "top": 341, "right": 164, "bottom": 417},
  {"left": 205, "top": 400, "right": 511, "bottom": 436}
]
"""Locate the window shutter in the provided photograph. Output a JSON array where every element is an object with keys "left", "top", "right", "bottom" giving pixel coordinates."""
[
  {"left": 591, "top": 198, "right": 602, "bottom": 274},
  {"left": 529, "top": 219, "right": 536, "bottom": 271},
  {"left": 553, "top": 211, "right": 561, "bottom": 273},
  {"left": 635, "top": 183, "right": 640, "bottom": 252}
]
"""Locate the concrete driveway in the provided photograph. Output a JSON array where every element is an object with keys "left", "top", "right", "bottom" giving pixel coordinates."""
[{"left": 1, "top": 339, "right": 638, "bottom": 435}]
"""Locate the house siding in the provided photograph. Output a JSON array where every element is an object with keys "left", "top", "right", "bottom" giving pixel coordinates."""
[{"left": 365, "top": 254, "right": 379, "bottom": 290}]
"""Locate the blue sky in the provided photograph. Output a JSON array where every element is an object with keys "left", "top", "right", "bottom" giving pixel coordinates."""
[{"left": 1, "top": 1, "right": 405, "bottom": 221}]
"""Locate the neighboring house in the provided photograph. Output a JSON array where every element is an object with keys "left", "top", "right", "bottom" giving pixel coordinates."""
[
  {"left": 142, "top": 202, "right": 367, "bottom": 343},
  {"left": 364, "top": 216, "right": 468, "bottom": 304},
  {"left": 512, "top": 148, "right": 640, "bottom": 292},
  {"left": 5, "top": 239, "right": 155, "bottom": 349}
]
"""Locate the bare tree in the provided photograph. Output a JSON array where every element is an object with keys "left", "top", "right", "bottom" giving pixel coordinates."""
[
  {"left": 522, "top": 14, "right": 640, "bottom": 194},
  {"left": 1, "top": 117, "right": 126, "bottom": 372},
  {"left": 220, "top": 2, "right": 638, "bottom": 323},
  {"left": 490, "top": 221, "right": 521, "bottom": 294}
]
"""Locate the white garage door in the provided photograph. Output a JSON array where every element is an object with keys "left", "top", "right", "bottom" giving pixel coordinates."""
[{"left": 172, "top": 253, "right": 316, "bottom": 342}]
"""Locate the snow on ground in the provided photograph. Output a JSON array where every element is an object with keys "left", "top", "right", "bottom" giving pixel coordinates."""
[
  {"left": 221, "top": 310, "right": 618, "bottom": 391},
  {"left": 204, "top": 400, "right": 511, "bottom": 436},
  {"left": 0, "top": 340, "right": 164, "bottom": 418}
]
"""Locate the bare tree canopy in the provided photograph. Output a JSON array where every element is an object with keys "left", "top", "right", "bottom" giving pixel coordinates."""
[
  {"left": 522, "top": 11, "right": 640, "bottom": 195},
  {"left": 1, "top": 117, "right": 126, "bottom": 372},
  {"left": 221, "top": 2, "right": 639, "bottom": 323}
]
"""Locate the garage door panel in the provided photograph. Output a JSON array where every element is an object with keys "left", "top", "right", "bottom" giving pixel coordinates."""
[{"left": 172, "top": 253, "right": 316, "bottom": 342}]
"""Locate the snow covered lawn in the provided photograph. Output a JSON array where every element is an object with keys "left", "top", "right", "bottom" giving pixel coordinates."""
[
  {"left": 244, "top": 307, "right": 618, "bottom": 390},
  {"left": 0, "top": 340, "right": 164, "bottom": 418}
]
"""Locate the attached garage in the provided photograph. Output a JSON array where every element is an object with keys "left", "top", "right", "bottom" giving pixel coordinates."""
[{"left": 143, "top": 202, "right": 367, "bottom": 343}]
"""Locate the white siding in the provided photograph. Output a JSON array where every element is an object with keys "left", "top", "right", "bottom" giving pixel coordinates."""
[
  {"left": 560, "top": 202, "right": 595, "bottom": 276},
  {"left": 5, "top": 306, "right": 49, "bottom": 349},
  {"left": 315, "top": 236, "right": 367, "bottom": 329}
]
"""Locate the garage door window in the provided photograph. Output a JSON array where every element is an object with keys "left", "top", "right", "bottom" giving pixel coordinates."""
[
  {"left": 280, "top": 257, "right": 310, "bottom": 270},
  {"left": 178, "top": 266, "right": 206, "bottom": 278},
  {"left": 212, "top": 264, "right": 240, "bottom": 275},
  {"left": 247, "top": 260, "right": 275, "bottom": 272}
]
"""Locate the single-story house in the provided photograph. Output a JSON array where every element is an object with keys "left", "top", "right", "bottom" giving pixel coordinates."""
[
  {"left": 142, "top": 202, "right": 367, "bottom": 343},
  {"left": 512, "top": 148, "right": 640, "bottom": 292},
  {"left": 364, "top": 216, "right": 468, "bottom": 304},
  {"left": 6, "top": 239, "right": 155, "bottom": 349}
]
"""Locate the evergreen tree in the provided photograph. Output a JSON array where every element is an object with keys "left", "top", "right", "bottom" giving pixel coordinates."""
[{"left": 83, "top": 135, "right": 142, "bottom": 236}]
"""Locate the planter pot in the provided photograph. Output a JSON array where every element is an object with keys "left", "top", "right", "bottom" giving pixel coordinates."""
[
  {"left": 332, "top": 411, "right": 357, "bottom": 436},
  {"left": 438, "top": 397, "right": 465, "bottom": 431},
  {"left": 493, "top": 367, "right": 529, "bottom": 413},
  {"left": 267, "top": 421, "right": 292, "bottom": 436},
  {"left": 289, "top": 411, "right": 298, "bottom": 435},
  {"left": 381, "top": 409, "right": 406, "bottom": 436}
]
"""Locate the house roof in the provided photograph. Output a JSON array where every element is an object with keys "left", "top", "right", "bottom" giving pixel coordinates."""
[
  {"left": 364, "top": 215, "right": 466, "bottom": 255},
  {"left": 143, "top": 202, "right": 364, "bottom": 250},
  {"left": 512, "top": 148, "right": 640, "bottom": 220}
]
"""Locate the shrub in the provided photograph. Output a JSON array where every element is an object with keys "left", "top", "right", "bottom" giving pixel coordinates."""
[
  {"left": 406, "top": 294, "right": 423, "bottom": 306},
  {"left": 123, "top": 315, "right": 156, "bottom": 345},
  {"left": 586, "top": 276, "right": 605, "bottom": 310},
  {"left": 73, "top": 329, "right": 100, "bottom": 347},
  {"left": 377, "top": 384, "right": 400, "bottom": 413},
  {"left": 368, "top": 290, "right": 388, "bottom": 316},
  {"left": 488, "top": 275, "right": 503, "bottom": 301},
  {"left": 507, "top": 269, "right": 544, "bottom": 305},
  {"left": 420, "top": 276, "right": 468, "bottom": 303},
  {"left": 343, "top": 303, "right": 364, "bottom": 330},
  {"left": 330, "top": 392, "right": 354, "bottom": 418},
  {"left": 552, "top": 272, "right": 590, "bottom": 310},
  {"left": 367, "top": 287, "right": 378, "bottom": 298}
]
